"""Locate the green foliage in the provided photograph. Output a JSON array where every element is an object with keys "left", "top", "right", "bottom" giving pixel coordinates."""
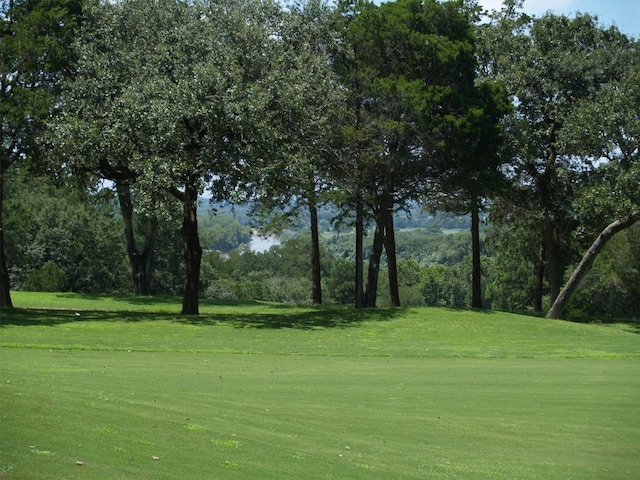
[
  {"left": 566, "top": 224, "right": 640, "bottom": 319},
  {"left": 202, "top": 237, "right": 329, "bottom": 304},
  {"left": 0, "top": 0, "right": 82, "bottom": 163},
  {"left": 323, "top": 226, "right": 478, "bottom": 268},
  {"left": 199, "top": 215, "right": 251, "bottom": 252},
  {"left": 333, "top": 0, "right": 482, "bottom": 204},
  {"left": 420, "top": 264, "right": 468, "bottom": 307},
  {"left": 5, "top": 175, "right": 130, "bottom": 293},
  {"left": 324, "top": 259, "right": 356, "bottom": 305},
  {"left": 24, "top": 261, "right": 68, "bottom": 292},
  {"left": 561, "top": 65, "right": 640, "bottom": 230}
]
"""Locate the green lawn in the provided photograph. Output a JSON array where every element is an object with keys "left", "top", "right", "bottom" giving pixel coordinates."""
[{"left": 1, "top": 292, "right": 639, "bottom": 479}]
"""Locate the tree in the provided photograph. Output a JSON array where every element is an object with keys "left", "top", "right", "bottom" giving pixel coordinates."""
[
  {"left": 477, "top": 3, "right": 633, "bottom": 309},
  {"left": 428, "top": 81, "right": 510, "bottom": 308},
  {"left": 44, "top": 0, "right": 163, "bottom": 296},
  {"left": 241, "top": 0, "right": 346, "bottom": 305},
  {"left": 0, "top": 0, "right": 82, "bottom": 307},
  {"left": 546, "top": 64, "right": 640, "bottom": 318},
  {"left": 5, "top": 174, "right": 130, "bottom": 293},
  {"left": 49, "top": 0, "right": 303, "bottom": 314},
  {"left": 333, "top": 0, "right": 481, "bottom": 307}
]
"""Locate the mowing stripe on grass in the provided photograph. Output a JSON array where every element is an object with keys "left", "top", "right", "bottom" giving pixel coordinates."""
[{"left": 1, "top": 292, "right": 639, "bottom": 479}]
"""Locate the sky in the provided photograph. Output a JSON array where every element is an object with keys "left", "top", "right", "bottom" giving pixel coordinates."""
[{"left": 479, "top": 0, "right": 640, "bottom": 38}]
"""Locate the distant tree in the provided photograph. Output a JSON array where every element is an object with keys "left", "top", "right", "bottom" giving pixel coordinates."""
[
  {"left": 199, "top": 215, "right": 251, "bottom": 252},
  {"left": 0, "top": 0, "right": 82, "bottom": 307}
]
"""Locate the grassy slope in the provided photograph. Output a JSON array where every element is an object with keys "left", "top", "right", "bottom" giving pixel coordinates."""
[{"left": 1, "top": 292, "right": 639, "bottom": 479}]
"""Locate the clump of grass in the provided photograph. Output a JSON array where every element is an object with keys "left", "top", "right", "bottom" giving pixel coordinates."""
[
  {"left": 184, "top": 424, "right": 206, "bottom": 432},
  {"left": 214, "top": 439, "right": 241, "bottom": 449}
]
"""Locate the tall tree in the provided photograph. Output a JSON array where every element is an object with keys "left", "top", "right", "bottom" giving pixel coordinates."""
[
  {"left": 546, "top": 63, "right": 640, "bottom": 318},
  {"left": 477, "top": 2, "right": 633, "bottom": 309},
  {"left": 49, "top": 0, "right": 328, "bottom": 314},
  {"left": 0, "top": 0, "right": 81, "bottom": 308},
  {"left": 334, "top": 0, "right": 480, "bottom": 307},
  {"left": 242, "top": 0, "right": 346, "bottom": 305},
  {"left": 428, "top": 82, "right": 510, "bottom": 308}
]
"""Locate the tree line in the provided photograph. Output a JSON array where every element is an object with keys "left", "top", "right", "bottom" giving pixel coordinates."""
[
  {"left": 6, "top": 174, "right": 638, "bottom": 317},
  {"left": 1, "top": 0, "right": 638, "bottom": 318}
]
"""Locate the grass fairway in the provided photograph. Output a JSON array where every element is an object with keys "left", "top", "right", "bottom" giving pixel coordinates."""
[{"left": 1, "top": 293, "right": 639, "bottom": 479}]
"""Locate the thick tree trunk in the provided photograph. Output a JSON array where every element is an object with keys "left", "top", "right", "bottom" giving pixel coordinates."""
[
  {"left": 470, "top": 203, "right": 483, "bottom": 308},
  {"left": 546, "top": 210, "right": 640, "bottom": 319},
  {"left": 544, "top": 221, "right": 562, "bottom": 304},
  {"left": 364, "top": 214, "right": 384, "bottom": 308},
  {"left": 181, "top": 180, "right": 202, "bottom": 315},
  {"left": 355, "top": 194, "right": 364, "bottom": 308},
  {"left": 116, "top": 182, "right": 158, "bottom": 295},
  {"left": 534, "top": 241, "right": 545, "bottom": 312},
  {"left": 309, "top": 200, "right": 322, "bottom": 305},
  {"left": 384, "top": 208, "right": 400, "bottom": 307},
  {"left": 0, "top": 164, "right": 13, "bottom": 308}
]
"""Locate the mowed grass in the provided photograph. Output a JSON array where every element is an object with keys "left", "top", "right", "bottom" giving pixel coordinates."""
[{"left": 1, "top": 293, "right": 639, "bottom": 479}]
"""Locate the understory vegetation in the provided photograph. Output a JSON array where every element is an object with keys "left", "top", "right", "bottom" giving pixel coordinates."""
[{"left": 6, "top": 176, "right": 640, "bottom": 319}]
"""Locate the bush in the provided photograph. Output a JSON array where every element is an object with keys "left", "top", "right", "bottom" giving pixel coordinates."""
[
  {"left": 567, "top": 270, "right": 638, "bottom": 319},
  {"left": 25, "top": 262, "right": 68, "bottom": 292},
  {"left": 325, "top": 260, "right": 355, "bottom": 305},
  {"left": 421, "top": 265, "right": 468, "bottom": 307},
  {"left": 204, "top": 279, "right": 237, "bottom": 301},
  {"left": 399, "top": 286, "right": 425, "bottom": 306}
]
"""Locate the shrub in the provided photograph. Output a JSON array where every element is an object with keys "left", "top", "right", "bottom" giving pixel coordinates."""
[{"left": 25, "top": 262, "right": 68, "bottom": 292}]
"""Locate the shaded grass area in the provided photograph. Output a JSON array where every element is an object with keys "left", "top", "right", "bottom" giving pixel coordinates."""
[{"left": 1, "top": 292, "right": 639, "bottom": 479}]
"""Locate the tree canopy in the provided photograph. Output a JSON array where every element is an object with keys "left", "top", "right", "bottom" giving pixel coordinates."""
[{"left": 2, "top": 0, "right": 639, "bottom": 320}]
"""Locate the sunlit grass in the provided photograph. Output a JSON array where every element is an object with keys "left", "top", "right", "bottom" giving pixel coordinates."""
[{"left": 1, "top": 292, "right": 639, "bottom": 479}]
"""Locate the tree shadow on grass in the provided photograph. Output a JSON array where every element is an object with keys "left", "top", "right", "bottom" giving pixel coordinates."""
[
  {"left": 0, "top": 308, "right": 165, "bottom": 326},
  {"left": 177, "top": 306, "right": 404, "bottom": 329},
  {"left": 51, "top": 292, "right": 281, "bottom": 308},
  {"left": 0, "top": 305, "right": 404, "bottom": 330}
]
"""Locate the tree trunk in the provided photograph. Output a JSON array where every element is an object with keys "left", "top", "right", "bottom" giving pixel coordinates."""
[
  {"left": 470, "top": 202, "right": 483, "bottom": 308},
  {"left": 180, "top": 180, "right": 202, "bottom": 315},
  {"left": 137, "top": 217, "right": 158, "bottom": 295},
  {"left": 384, "top": 207, "right": 400, "bottom": 307},
  {"left": 309, "top": 199, "right": 322, "bottom": 305},
  {"left": 534, "top": 241, "right": 545, "bottom": 312},
  {"left": 546, "top": 209, "right": 640, "bottom": 319},
  {"left": 364, "top": 213, "right": 384, "bottom": 308},
  {"left": 0, "top": 164, "right": 13, "bottom": 308},
  {"left": 544, "top": 220, "right": 562, "bottom": 304},
  {"left": 355, "top": 194, "right": 364, "bottom": 308},
  {"left": 116, "top": 182, "right": 158, "bottom": 295}
]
